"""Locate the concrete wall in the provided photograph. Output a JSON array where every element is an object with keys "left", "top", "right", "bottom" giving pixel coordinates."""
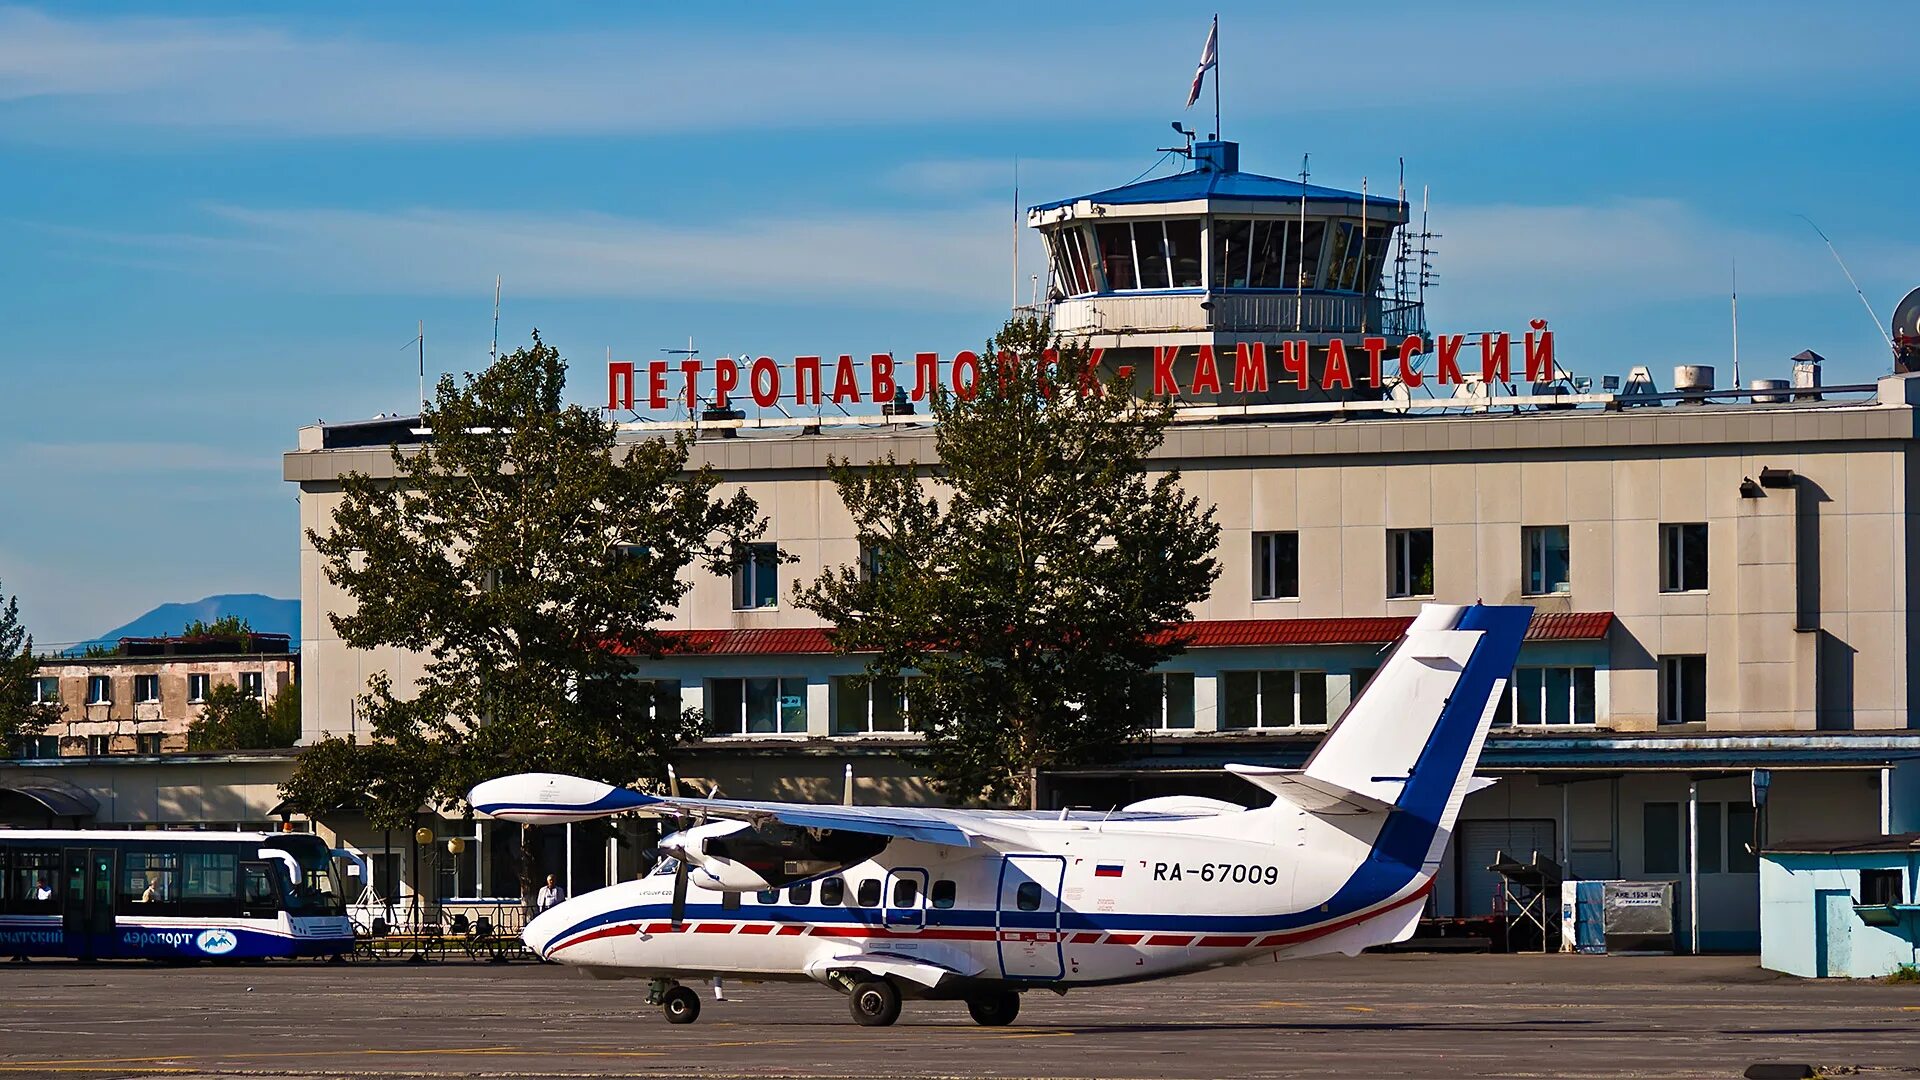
[{"left": 0, "top": 756, "right": 294, "bottom": 825}]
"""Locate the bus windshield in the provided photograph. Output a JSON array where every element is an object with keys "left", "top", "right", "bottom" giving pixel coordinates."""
[{"left": 263, "top": 836, "right": 346, "bottom": 916}]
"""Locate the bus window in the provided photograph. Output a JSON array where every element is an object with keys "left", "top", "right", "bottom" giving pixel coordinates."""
[
  {"left": 121, "top": 850, "right": 180, "bottom": 907},
  {"left": 240, "top": 861, "right": 280, "bottom": 918},
  {"left": 3, "top": 848, "right": 59, "bottom": 914},
  {"left": 263, "top": 836, "right": 346, "bottom": 916}
]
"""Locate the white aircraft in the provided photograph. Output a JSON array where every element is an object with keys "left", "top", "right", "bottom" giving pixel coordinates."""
[{"left": 470, "top": 602, "right": 1527, "bottom": 1028}]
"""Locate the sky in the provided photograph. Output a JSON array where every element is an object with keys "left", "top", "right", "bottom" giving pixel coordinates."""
[{"left": 2, "top": 1, "right": 1917, "bottom": 646}]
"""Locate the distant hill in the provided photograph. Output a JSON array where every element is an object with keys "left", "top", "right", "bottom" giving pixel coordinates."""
[{"left": 74, "top": 594, "right": 299, "bottom": 653}]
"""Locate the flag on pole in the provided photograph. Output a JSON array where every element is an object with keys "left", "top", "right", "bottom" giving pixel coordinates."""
[{"left": 1185, "top": 15, "right": 1218, "bottom": 109}]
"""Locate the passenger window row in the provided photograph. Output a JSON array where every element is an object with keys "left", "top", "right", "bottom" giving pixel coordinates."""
[{"left": 750, "top": 875, "right": 959, "bottom": 909}]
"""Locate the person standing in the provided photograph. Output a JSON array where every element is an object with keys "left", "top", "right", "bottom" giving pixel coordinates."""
[{"left": 536, "top": 874, "right": 567, "bottom": 913}]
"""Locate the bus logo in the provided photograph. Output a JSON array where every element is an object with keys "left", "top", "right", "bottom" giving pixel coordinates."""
[{"left": 195, "top": 929, "right": 238, "bottom": 955}]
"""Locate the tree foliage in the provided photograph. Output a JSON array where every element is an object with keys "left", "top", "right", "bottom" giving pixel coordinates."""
[
  {"left": 278, "top": 676, "right": 446, "bottom": 832},
  {"left": 280, "top": 333, "right": 765, "bottom": 869},
  {"left": 181, "top": 615, "right": 254, "bottom": 644},
  {"left": 0, "top": 579, "right": 60, "bottom": 753},
  {"left": 797, "top": 318, "right": 1220, "bottom": 804},
  {"left": 187, "top": 681, "right": 299, "bottom": 751}
]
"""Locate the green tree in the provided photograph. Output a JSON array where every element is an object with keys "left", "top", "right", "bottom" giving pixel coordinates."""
[
  {"left": 181, "top": 615, "right": 253, "bottom": 645},
  {"left": 797, "top": 317, "right": 1220, "bottom": 804},
  {"left": 186, "top": 681, "right": 299, "bottom": 751},
  {"left": 0, "top": 579, "right": 60, "bottom": 755},
  {"left": 282, "top": 332, "right": 766, "bottom": 901}
]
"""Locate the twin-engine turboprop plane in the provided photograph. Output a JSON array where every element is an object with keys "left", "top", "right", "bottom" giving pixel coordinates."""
[{"left": 470, "top": 602, "right": 1528, "bottom": 1027}]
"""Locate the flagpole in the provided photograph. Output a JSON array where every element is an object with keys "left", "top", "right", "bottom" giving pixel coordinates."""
[{"left": 1211, "top": 14, "right": 1221, "bottom": 139}]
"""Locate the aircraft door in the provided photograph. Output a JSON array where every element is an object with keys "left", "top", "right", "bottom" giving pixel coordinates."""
[
  {"left": 996, "top": 855, "right": 1064, "bottom": 980},
  {"left": 60, "top": 848, "right": 116, "bottom": 958},
  {"left": 882, "top": 868, "right": 928, "bottom": 933}
]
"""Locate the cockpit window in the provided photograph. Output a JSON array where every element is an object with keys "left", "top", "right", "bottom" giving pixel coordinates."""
[{"left": 856, "top": 879, "right": 881, "bottom": 908}]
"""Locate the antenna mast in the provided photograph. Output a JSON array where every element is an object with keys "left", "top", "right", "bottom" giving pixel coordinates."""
[
  {"left": 417, "top": 320, "right": 425, "bottom": 414},
  {"left": 1012, "top": 157, "right": 1020, "bottom": 313},
  {"left": 1798, "top": 215, "right": 1895, "bottom": 353},
  {"left": 491, "top": 276, "right": 502, "bottom": 360},
  {"left": 1295, "top": 153, "right": 1309, "bottom": 331},
  {"left": 1730, "top": 259, "right": 1740, "bottom": 391}
]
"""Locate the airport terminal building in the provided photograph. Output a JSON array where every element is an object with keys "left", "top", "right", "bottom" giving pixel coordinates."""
[{"left": 19, "top": 137, "right": 1917, "bottom": 952}]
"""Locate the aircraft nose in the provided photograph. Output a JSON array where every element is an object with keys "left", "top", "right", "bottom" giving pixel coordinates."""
[{"left": 522, "top": 902, "right": 571, "bottom": 959}]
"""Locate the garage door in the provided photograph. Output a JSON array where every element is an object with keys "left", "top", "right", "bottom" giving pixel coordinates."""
[{"left": 1454, "top": 819, "right": 1556, "bottom": 917}]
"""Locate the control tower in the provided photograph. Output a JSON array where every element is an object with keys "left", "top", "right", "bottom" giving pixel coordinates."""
[{"left": 1027, "top": 140, "right": 1423, "bottom": 402}]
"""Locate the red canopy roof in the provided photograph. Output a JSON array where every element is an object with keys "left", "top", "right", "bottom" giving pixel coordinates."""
[{"left": 642, "top": 612, "right": 1613, "bottom": 656}]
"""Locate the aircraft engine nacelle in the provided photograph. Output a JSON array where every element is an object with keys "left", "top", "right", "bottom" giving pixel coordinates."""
[{"left": 661, "top": 819, "right": 887, "bottom": 893}]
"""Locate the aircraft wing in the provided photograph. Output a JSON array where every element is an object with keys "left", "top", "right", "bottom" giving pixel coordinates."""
[
  {"left": 469, "top": 772, "right": 993, "bottom": 847},
  {"left": 1226, "top": 763, "right": 1397, "bottom": 816}
]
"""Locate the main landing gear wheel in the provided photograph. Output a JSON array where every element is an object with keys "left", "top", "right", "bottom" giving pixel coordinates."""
[
  {"left": 965, "top": 990, "right": 1020, "bottom": 1026},
  {"left": 662, "top": 985, "right": 702, "bottom": 1024},
  {"left": 848, "top": 979, "right": 902, "bottom": 1027}
]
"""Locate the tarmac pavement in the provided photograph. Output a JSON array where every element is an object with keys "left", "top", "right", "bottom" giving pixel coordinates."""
[{"left": 0, "top": 953, "right": 1915, "bottom": 1079}]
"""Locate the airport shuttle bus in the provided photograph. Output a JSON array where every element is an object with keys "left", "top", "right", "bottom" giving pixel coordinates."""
[{"left": 0, "top": 830, "right": 355, "bottom": 960}]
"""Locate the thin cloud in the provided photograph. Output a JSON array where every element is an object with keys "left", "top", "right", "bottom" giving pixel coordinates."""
[
  {"left": 0, "top": 5, "right": 1910, "bottom": 141},
  {"left": 48, "top": 202, "right": 1015, "bottom": 306}
]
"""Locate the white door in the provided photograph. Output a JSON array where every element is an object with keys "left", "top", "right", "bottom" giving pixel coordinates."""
[{"left": 996, "top": 855, "right": 1064, "bottom": 980}]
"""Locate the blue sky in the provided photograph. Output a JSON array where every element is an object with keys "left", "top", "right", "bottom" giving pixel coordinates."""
[{"left": 2, "top": 1, "right": 1917, "bottom": 644}]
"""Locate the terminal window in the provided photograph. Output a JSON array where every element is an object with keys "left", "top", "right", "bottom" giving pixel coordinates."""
[
  {"left": 1253, "top": 532, "right": 1299, "bottom": 601},
  {"left": 1221, "top": 670, "right": 1328, "bottom": 729},
  {"left": 240, "top": 672, "right": 263, "bottom": 698},
  {"left": 1660, "top": 523, "right": 1709, "bottom": 592},
  {"left": 133, "top": 674, "right": 159, "bottom": 703},
  {"left": 1136, "top": 672, "right": 1196, "bottom": 730},
  {"left": 731, "top": 542, "right": 780, "bottom": 610},
  {"left": 87, "top": 676, "right": 111, "bottom": 704},
  {"left": 1523, "top": 526, "right": 1571, "bottom": 595},
  {"left": 1501, "top": 666, "right": 1597, "bottom": 726},
  {"left": 87, "top": 734, "right": 109, "bottom": 756},
  {"left": 707, "top": 676, "right": 807, "bottom": 736},
  {"left": 831, "top": 675, "right": 913, "bottom": 735},
  {"left": 1387, "top": 529, "right": 1435, "bottom": 598},
  {"left": 1861, "top": 868, "right": 1904, "bottom": 906},
  {"left": 8, "top": 735, "right": 59, "bottom": 759},
  {"left": 187, "top": 673, "right": 209, "bottom": 702},
  {"left": 32, "top": 677, "right": 58, "bottom": 704},
  {"left": 1659, "top": 655, "right": 1707, "bottom": 725}
]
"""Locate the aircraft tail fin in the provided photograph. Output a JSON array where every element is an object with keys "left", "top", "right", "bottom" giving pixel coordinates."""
[{"left": 1299, "top": 603, "right": 1530, "bottom": 864}]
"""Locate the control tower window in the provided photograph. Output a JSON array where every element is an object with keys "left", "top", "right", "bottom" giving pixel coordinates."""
[
  {"left": 1165, "top": 220, "right": 1202, "bottom": 287},
  {"left": 1294, "top": 221, "right": 1325, "bottom": 289},
  {"left": 1136, "top": 222, "right": 1171, "bottom": 289},
  {"left": 1049, "top": 227, "right": 1096, "bottom": 296},
  {"left": 1211, "top": 219, "right": 1251, "bottom": 289},
  {"left": 1095, "top": 222, "right": 1137, "bottom": 291}
]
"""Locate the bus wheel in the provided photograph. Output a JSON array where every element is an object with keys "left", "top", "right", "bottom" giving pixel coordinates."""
[
  {"left": 966, "top": 990, "right": 1020, "bottom": 1026},
  {"left": 662, "top": 985, "right": 701, "bottom": 1024},
  {"left": 848, "top": 979, "right": 901, "bottom": 1027}
]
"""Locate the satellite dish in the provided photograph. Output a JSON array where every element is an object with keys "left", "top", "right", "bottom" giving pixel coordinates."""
[
  {"left": 1451, "top": 378, "right": 1490, "bottom": 413},
  {"left": 1895, "top": 286, "right": 1920, "bottom": 372}
]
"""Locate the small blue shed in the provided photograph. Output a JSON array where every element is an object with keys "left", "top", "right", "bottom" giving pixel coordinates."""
[{"left": 1760, "top": 834, "right": 1919, "bottom": 978}]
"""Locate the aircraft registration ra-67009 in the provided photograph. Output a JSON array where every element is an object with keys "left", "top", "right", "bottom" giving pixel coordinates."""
[{"left": 470, "top": 603, "right": 1529, "bottom": 1028}]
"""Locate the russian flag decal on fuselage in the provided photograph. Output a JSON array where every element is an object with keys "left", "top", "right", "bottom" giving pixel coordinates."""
[{"left": 1094, "top": 864, "right": 1124, "bottom": 878}]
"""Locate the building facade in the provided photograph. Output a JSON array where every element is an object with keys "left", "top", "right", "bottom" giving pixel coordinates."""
[{"left": 9, "top": 634, "right": 295, "bottom": 762}]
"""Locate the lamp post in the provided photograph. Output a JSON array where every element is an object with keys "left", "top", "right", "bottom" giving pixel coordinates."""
[{"left": 409, "top": 825, "right": 433, "bottom": 962}]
